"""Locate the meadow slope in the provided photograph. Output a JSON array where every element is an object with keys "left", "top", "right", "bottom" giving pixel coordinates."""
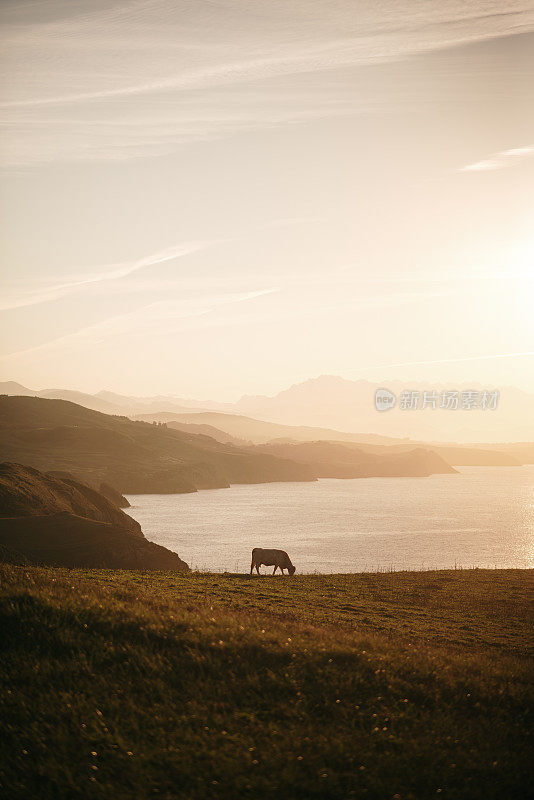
[{"left": 1, "top": 567, "right": 532, "bottom": 800}]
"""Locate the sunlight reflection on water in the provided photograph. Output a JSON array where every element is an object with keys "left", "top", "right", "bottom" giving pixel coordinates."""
[{"left": 126, "top": 466, "right": 534, "bottom": 573}]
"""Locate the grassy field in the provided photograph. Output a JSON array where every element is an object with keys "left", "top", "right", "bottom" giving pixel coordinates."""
[{"left": 1, "top": 566, "right": 533, "bottom": 799}]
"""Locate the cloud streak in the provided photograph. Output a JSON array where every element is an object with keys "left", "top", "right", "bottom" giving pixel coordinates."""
[
  {"left": 0, "top": 241, "right": 215, "bottom": 311},
  {"left": 2, "top": 1, "right": 533, "bottom": 164},
  {"left": 0, "top": 287, "right": 279, "bottom": 362},
  {"left": 460, "top": 146, "right": 534, "bottom": 172}
]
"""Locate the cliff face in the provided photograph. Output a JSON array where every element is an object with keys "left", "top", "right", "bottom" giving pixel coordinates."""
[
  {"left": 0, "top": 462, "right": 142, "bottom": 537},
  {"left": 0, "top": 513, "right": 189, "bottom": 571},
  {"left": 0, "top": 463, "right": 189, "bottom": 571},
  {"left": 98, "top": 482, "right": 131, "bottom": 508}
]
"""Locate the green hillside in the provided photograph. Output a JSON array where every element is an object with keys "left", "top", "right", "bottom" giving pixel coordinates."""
[{"left": 1, "top": 566, "right": 532, "bottom": 799}]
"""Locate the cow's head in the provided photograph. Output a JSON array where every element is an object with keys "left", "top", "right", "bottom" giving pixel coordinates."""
[{"left": 289, "top": 564, "right": 296, "bottom": 576}]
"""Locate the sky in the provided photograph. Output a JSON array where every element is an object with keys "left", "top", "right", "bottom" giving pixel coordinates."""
[{"left": 1, "top": 0, "right": 533, "bottom": 400}]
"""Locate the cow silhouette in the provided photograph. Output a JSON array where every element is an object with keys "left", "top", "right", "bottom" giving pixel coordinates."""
[{"left": 250, "top": 547, "right": 296, "bottom": 576}]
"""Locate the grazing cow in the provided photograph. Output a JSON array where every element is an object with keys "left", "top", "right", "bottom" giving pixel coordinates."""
[{"left": 250, "top": 547, "right": 296, "bottom": 576}]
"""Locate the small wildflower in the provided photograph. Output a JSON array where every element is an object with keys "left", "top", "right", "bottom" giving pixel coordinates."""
[
  {"left": 297, "top": 756, "right": 303, "bottom": 761},
  {"left": 252, "top": 759, "right": 258, "bottom": 765},
  {"left": 91, "top": 751, "right": 97, "bottom": 757}
]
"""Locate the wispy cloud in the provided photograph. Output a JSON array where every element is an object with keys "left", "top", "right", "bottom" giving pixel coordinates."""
[
  {"left": 2, "top": 1, "right": 533, "bottom": 164},
  {"left": 4, "top": 4, "right": 532, "bottom": 112},
  {"left": 460, "top": 146, "right": 534, "bottom": 172},
  {"left": 0, "top": 241, "right": 215, "bottom": 311},
  {"left": 0, "top": 288, "right": 279, "bottom": 362}
]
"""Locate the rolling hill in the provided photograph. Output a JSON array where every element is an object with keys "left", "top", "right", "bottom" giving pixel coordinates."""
[
  {"left": 136, "top": 412, "right": 527, "bottom": 466},
  {"left": 250, "top": 441, "right": 457, "bottom": 478},
  {"left": 135, "top": 410, "right": 402, "bottom": 445},
  {"left": 0, "top": 396, "right": 315, "bottom": 494}
]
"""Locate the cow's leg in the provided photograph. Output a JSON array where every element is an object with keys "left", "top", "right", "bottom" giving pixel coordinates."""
[
  {"left": 250, "top": 557, "right": 254, "bottom": 575},
  {"left": 273, "top": 565, "right": 277, "bottom": 575},
  {"left": 256, "top": 564, "right": 261, "bottom": 574}
]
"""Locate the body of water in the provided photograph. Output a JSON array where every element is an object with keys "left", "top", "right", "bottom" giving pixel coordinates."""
[{"left": 126, "top": 466, "right": 534, "bottom": 573}]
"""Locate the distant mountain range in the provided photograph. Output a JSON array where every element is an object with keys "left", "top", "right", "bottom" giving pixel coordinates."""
[
  {"left": 134, "top": 410, "right": 404, "bottom": 446},
  {"left": 0, "top": 395, "right": 470, "bottom": 495},
  {"left": 232, "top": 375, "right": 534, "bottom": 443},
  {"left": 139, "top": 413, "right": 529, "bottom": 466},
  {"left": 0, "top": 381, "right": 205, "bottom": 416},
  {"left": 1, "top": 374, "right": 532, "bottom": 443}
]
